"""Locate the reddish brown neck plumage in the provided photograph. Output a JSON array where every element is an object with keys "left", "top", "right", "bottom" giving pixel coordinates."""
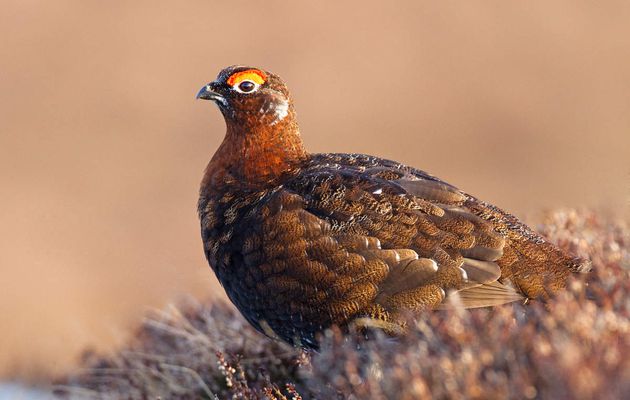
[{"left": 202, "top": 107, "right": 308, "bottom": 191}]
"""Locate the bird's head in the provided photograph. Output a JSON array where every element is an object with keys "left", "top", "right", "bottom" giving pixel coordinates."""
[
  {"left": 196, "top": 66, "right": 306, "bottom": 186},
  {"left": 196, "top": 66, "right": 293, "bottom": 128}
]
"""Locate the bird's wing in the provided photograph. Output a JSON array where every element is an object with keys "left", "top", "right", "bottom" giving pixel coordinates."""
[{"left": 282, "top": 154, "right": 525, "bottom": 318}]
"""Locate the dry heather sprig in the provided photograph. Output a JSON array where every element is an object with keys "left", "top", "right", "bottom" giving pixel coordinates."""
[{"left": 56, "top": 302, "right": 305, "bottom": 399}]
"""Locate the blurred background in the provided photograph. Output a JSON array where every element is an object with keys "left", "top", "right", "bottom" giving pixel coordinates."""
[{"left": 1, "top": 0, "right": 629, "bottom": 383}]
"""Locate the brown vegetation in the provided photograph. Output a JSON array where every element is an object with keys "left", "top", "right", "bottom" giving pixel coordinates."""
[{"left": 57, "top": 209, "right": 629, "bottom": 399}]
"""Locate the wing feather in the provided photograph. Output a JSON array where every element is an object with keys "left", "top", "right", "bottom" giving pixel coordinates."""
[{"left": 438, "top": 281, "right": 525, "bottom": 309}]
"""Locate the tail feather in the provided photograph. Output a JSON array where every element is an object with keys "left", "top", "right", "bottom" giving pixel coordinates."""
[{"left": 464, "top": 197, "right": 591, "bottom": 299}]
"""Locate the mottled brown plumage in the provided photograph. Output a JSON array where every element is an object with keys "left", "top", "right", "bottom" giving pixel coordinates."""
[{"left": 196, "top": 66, "right": 590, "bottom": 347}]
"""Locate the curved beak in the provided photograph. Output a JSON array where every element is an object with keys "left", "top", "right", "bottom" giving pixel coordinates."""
[{"left": 196, "top": 82, "right": 226, "bottom": 105}]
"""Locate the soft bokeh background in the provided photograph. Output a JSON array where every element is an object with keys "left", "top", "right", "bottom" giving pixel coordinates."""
[{"left": 1, "top": 0, "right": 629, "bottom": 381}]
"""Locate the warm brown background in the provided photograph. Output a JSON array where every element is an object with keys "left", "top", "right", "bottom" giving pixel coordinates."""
[{"left": 1, "top": 0, "right": 629, "bottom": 380}]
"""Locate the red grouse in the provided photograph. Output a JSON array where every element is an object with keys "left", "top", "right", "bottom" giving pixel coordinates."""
[{"left": 196, "top": 66, "right": 589, "bottom": 347}]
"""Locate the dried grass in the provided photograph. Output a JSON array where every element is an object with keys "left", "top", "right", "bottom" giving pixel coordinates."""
[{"left": 56, "top": 209, "right": 629, "bottom": 399}]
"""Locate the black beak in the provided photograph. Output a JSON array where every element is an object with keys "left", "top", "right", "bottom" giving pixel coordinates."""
[{"left": 196, "top": 82, "right": 226, "bottom": 105}]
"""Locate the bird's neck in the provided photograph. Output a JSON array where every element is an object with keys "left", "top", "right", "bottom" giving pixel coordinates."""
[{"left": 202, "top": 114, "right": 308, "bottom": 191}]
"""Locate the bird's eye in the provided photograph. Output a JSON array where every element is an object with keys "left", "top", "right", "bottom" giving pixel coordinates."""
[{"left": 237, "top": 80, "right": 257, "bottom": 93}]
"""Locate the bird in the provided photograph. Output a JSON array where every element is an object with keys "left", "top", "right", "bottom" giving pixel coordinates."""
[{"left": 196, "top": 65, "right": 590, "bottom": 348}]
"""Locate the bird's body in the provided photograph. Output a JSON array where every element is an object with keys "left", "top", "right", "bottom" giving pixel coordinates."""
[{"left": 197, "top": 66, "right": 589, "bottom": 347}]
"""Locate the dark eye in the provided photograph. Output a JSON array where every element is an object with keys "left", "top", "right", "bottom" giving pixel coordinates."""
[{"left": 238, "top": 80, "right": 256, "bottom": 93}]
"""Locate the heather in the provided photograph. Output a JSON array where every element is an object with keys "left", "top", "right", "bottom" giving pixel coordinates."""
[{"left": 57, "top": 209, "right": 629, "bottom": 399}]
